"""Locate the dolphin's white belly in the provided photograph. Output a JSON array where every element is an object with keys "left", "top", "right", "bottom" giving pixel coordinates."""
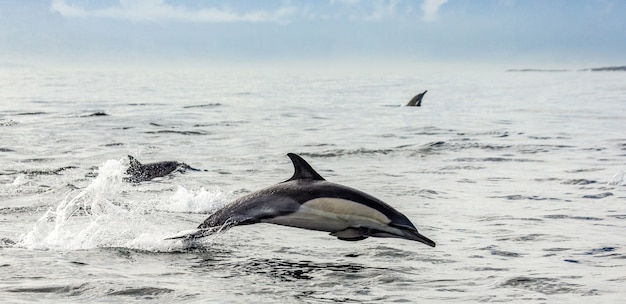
[{"left": 262, "top": 197, "right": 392, "bottom": 232}]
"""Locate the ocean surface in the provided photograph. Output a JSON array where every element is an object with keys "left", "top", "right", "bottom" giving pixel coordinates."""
[{"left": 1, "top": 66, "right": 625, "bottom": 303}]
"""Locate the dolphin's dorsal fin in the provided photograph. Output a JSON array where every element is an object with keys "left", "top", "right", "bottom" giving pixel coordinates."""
[
  {"left": 286, "top": 153, "right": 325, "bottom": 181},
  {"left": 406, "top": 90, "right": 427, "bottom": 106},
  {"left": 128, "top": 155, "right": 142, "bottom": 168},
  {"left": 415, "top": 90, "right": 427, "bottom": 107}
]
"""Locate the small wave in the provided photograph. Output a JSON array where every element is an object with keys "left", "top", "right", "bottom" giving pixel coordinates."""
[
  {"left": 582, "top": 192, "right": 613, "bottom": 199},
  {"left": 566, "top": 168, "right": 605, "bottom": 173},
  {"left": 299, "top": 148, "right": 395, "bottom": 158},
  {"left": 455, "top": 157, "right": 542, "bottom": 163},
  {"left": 183, "top": 103, "right": 222, "bottom": 108},
  {"left": 465, "top": 266, "right": 510, "bottom": 272},
  {"left": 6, "top": 282, "right": 174, "bottom": 299},
  {"left": 499, "top": 276, "right": 588, "bottom": 295},
  {"left": 0, "top": 204, "right": 49, "bottom": 215},
  {"left": 1, "top": 119, "right": 19, "bottom": 126},
  {"left": 15, "top": 112, "right": 47, "bottom": 116},
  {"left": 528, "top": 135, "right": 552, "bottom": 140},
  {"left": 194, "top": 120, "right": 249, "bottom": 127},
  {"left": 562, "top": 179, "right": 597, "bottom": 185},
  {"left": 220, "top": 257, "right": 371, "bottom": 282},
  {"left": 80, "top": 112, "right": 108, "bottom": 117},
  {"left": 370, "top": 246, "right": 415, "bottom": 259},
  {"left": 282, "top": 141, "right": 564, "bottom": 159},
  {"left": 1, "top": 237, "right": 16, "bottom": 247},
  {"left": 584, "top": 247, "right": 617, "bottom": 256},
  {"left": 496, "top": 234, "right": 546, "bottom": 242},
  {"left": 479, "top": 245, "right": 521, "bottom": 258},
  {"left": 608, "top": 171, "right": 626, "bottom": 186},
  {"left": 420, "top": 139, "right": 574, "bottom": 155},
  {"left": 0, "top": 166, "right": 79, "bottom": 176},
  {"left": 439, "top": 165, "right": 486, "bottom": 171},
  {"left": 412, "top": 141, "right": 447, "bottom": 155},
  {"left": 544, "top": 214, "right": 604, "bottom": 221},
  {"left": 144, "top": 130, "right": 208, "bottom": 136},
  {"left": 479, "top": 215, "right": 543, "bottom": 222},
  {"left": 498, "top": 195, "right": 561, "bottom": 201},
  {"left": 107, "top": 287, "right": 174, "bottom": 296},
  {"left": 564, "top": 259, "right": 581, "bottom": 263},
  {"left": 103, "top": 142, "right": 124, "bottom": 147},
  {"left": 6, "top": 283, "right": 91, "bottom": 296}
]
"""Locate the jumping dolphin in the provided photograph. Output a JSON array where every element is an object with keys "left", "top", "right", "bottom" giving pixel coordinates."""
[
  {"left": 169, "top": 153, "right": 435, "bottom": 247},
  {"left": 124, "top": 155, "right": 199, "bottom": 183},
  {"left": 406, "top": 90, "right": 427, "bottom": 107}
]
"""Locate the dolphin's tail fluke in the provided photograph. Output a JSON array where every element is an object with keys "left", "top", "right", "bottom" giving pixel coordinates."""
[
  {"left": 165, "top": 227, "right": 220, "bottom": 240},
  {"left": 165, "top": 220, "right": 235, "bottom": 241}
]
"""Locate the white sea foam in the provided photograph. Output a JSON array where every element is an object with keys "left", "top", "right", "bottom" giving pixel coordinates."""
[
  {"left": 18, "top": 159, "right": 127, "bottom": 249},
  {"left": 11, "top": 175, "right": 27, "bottom": 186},
  {"left": 157, "top": 185, "right": 230, "bottom": 214},
  {"left": 16, "top": 159, "right": 227, "bottom": 251},
  {"left": 608, "top": 170, "right": 626, "bottom": 186}
]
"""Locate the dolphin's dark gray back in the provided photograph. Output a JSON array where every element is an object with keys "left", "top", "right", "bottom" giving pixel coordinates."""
[
  {"left": 124, "top": 155, "right": 197, "bottom": 183},
  {"left": 197, "top": 189, "right": 301, "bottom": 229}
]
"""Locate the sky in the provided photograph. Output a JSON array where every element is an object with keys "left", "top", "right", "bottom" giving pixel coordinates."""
[{"left": 1, "top": 0, "right": 625, "bottom": 70}]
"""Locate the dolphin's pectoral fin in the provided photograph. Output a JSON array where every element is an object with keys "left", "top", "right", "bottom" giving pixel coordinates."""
[{"left": 330, "top": 228, "right": 369, "bottom": 241}]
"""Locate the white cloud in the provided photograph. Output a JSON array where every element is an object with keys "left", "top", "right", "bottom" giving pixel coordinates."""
[
  {"left": 365, "top": 0, "right": 400, "bottom": 21},
  {"left": 421, "top": 0, "right": 448, "bottom": 22},
  {"left": 51, "top": 0, "right": 297, "bottom": 23},
  {"left": 330, "top": 0, "right": 360, "bottom": 5}
]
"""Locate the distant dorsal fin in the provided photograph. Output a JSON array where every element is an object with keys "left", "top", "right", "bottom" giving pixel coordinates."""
[
  {"left": 406, "top": 90, "right": 427, "bottom": 106},
  {"left": 286, "top": 153, "right": 325, "bottom": 181},
  {"left": 415, "top": 90, "right": 427, "bottom": 107},
  {"left": 128, "top": 155, "right": 141, "bottom": 168}
]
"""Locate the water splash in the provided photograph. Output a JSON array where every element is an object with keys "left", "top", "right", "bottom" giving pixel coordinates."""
[
  {"left": 16, "top": 159, "right": 227, "bottom": 251},
  {"left": 608, "top": 170, "right": 625, "bottom": 186},
  {"left": 157, "top": 185, "right": 230, "bottom": 214},
  {"left": 18, "top": 159, "right": 128, "bottom": 250},
  {"left": 11, "top": 175, "right": 28, "bottom": 186}
]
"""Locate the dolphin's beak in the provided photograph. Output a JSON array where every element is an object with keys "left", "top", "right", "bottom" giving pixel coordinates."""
[
  {"left": 404, "top": 230, "right": 436, "bottom": 247},
  {"left": 372, "top": 225, "right": 436, "bottom": 247}
]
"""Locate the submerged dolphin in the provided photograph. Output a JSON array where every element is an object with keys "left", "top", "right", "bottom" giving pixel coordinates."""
[
  {"left": 124, "top": 155, "right": 199, "bottom": 183},
  {"left": 170, "top": 153, "right": 435, "bottom": 247},
  {"left": 406, "top": 90, "right": 427, "bottom": 107}
]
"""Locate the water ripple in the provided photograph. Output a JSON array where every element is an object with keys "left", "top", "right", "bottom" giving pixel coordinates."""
[
  {"left": 499, "top": 276, "right": 592, "bottom": 295},
  {"left": 6, "top": 283, "right": 91, "bottom": 296}
]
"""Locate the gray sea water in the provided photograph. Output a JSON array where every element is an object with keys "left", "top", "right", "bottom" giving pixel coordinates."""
[{"left": 1, "top": 66, "right": 625, "bottom": 303}]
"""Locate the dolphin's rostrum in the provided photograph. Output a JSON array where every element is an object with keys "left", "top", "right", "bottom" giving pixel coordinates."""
[{"left": 171, "top": 153, "right": 435, "bottom": 247}]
